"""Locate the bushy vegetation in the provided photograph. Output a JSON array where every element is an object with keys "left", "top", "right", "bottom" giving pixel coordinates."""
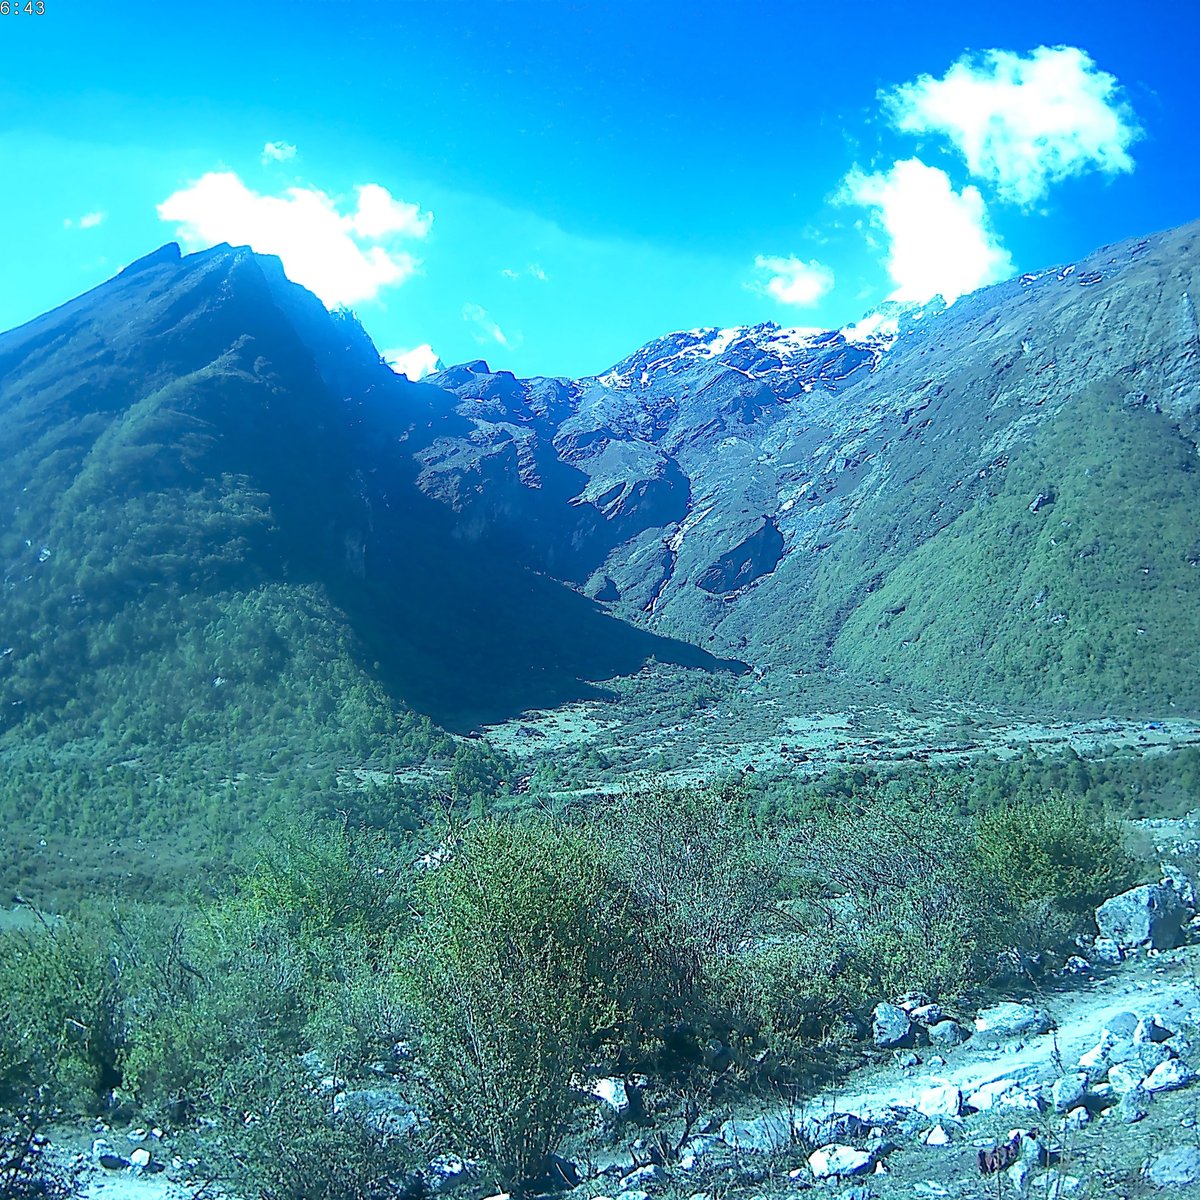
[{"left": 0, "top": 763, "right": 1154, "bottom": 1190}]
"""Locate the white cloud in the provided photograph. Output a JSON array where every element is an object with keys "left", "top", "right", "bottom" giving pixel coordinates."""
[
  {"left": 500, "top": 263, "right": 549, "bottom": 282},
  {"left": 382, "top": 344, "right": 442, "bottom": 381},
  {"left": 841, "top": 158, "right": 1013, "bottom": 304},
  {"left": 157, "top": 172, "right": 432, "bottom": 307},
  {"left": 64, "top": 211, "right": 105, "bottom": 230},
  {"left": 885, "top": 45, "right": 1139, "bottom": 206},
  {"left": 462, "top": 302, "right": 509, "bottom": 347},
  {"left": 262, "top": 141, "right": 297, "bottom": 164},
  {"left": 750, "top": 255, "right": 835, "bottom": 307}
]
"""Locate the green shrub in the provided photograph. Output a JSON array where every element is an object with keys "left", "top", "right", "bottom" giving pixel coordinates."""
[
  {"left": 0, "top": 911, "right": 128, "bottom": 1113},
  {"left": 0, "top": 1109, "right": 80, "bottom": 1200},
  {"left": 599, "top": 780, "right": 783, "bottom": 1005},
  {"left": 396, "top": 819, "right": 636, "bottom": 1185},
  {"left": 791, "top": 785, "right": 1008, "bottom": 999},
  {"left": 975, "top": 793, "right": 1137, "bottom": 913},
  {"left": 187, "top": 1061, "right": 420, "bottom": 1200}
]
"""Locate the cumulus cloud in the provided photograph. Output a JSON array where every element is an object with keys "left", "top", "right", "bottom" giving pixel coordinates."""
[
  {"left": 750, "top": 255, "right": 835, "bottom": 307},
  {"left": 157, "top": 172, "right": 432, "bottom": 306},
  {"left": 382, "top": 344, "right": 442, "bottom": 381},
  {"left": 462, "top": 302, "right": 510, "bottom": 347},
  {"left": 885, "top": 45, "right": 1139, "bottom": 207},
  {"left": 262, "top": 141, "right": 297, "bottom": 164},
  {"left": 841, "top": 158, "right": 1013, "bottom": 304},
  {"left": 64, "top": 211, "right": 105, "bottom": 230}
]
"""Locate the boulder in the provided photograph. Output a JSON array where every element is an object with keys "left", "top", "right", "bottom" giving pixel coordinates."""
[
  {"left": 717, "top": 1113, "right": 794, "bottom": 1153},
  {"left": 1095, "top": 884, "right": 1189, "bottom": 951},
  {"left": 1144, "top": 1059, "right": 1195, "bottom": 1093},
  {"left": 1062, "top": 1106, "right": 1090, "bottom": 1130},
  {"left": 1118, "top": 1085, "right": 1150, "bottom": 1123},
  {"left": 910, "top": 1003, "right": 944, "bottom": 1027},
  {"left": 927, "top": 1020, "right": 965, "bottom": 1048},
  {"left": 872, "top": 1003, "right": 912, "bottom": 1048},
  {"left": 974, "top": 1002, "right": 1052, "bottom": 1039},
  {"left": 1092, "top": 937, "right": 1123, "bottom": 964},
  {"left": 916, "top": 1084, "right": 962, "bottom": 1118},
  {"left": 800, "top": 1112, "right": 873, "bottom": 1147},
  {"left": 1050, "top": 1073, "right": 1088, "bottom": 1113},
  {"left": 1106, "top": 1063, "right": 1142, "bottom": 1095},
  {"left": 619, "top": 1165, "right": 665, "bottom": 1191},
  {"left": 1144, "top": 1145, "right": 1200, "bottom": 1187},
  {"left": 1138, "top": 1042, "right": 1175, "bottom": 1073},
  {"left": 807, "top": 1146, "right": 872, "bottom": 1179}
]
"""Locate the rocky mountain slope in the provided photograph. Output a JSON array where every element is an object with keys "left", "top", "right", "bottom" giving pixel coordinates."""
[
  {"left": 0, "top": 242, "right": 728, "bottom": 755},
  {"left": 420, "top": 220, "right": 1200, "bottom": 714}
]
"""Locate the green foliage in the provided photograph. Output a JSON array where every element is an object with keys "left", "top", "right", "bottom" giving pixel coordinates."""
[
  {"left": 599, "top": 780, "right": 782, "bottom": 1005},
  {"left": 788, "top": 782, "right": 1010, "bottom": 1000},
  {"left": 188, "top": 1062, "right": 420, "bottom": 1200},
  {"left": 0, "top": 911, "right": 128, "bottom": 1113},
  {"left": 975, "top": 793, "right": 1137, "bottom": 913},
  {"left": 396, "top": 819, "right": 636, "bottom": 1185}
]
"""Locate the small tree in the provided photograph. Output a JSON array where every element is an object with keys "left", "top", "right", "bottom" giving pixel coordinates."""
[{"left": 396, "top": 819, "right": 635, "bottom": 1187}]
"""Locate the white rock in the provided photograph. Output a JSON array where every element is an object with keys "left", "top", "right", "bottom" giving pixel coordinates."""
[
  {"left": 1134, "top": 1015, "right": 1174, "bottom": 1045},
  {"left": 1144, "top": 1059, "right": 1196, "bottom": 1093},
  {"left": 1062, "top": 1106, "right": 1090, "bottom": 1131},
  {"left": 974, "top": 1002, "right": 1052, "bottom": 1038},
  {"left": 1051, "top": 1073, "right": 1088, "bottom": 1112},
  {"left": 129, "top": 1148, "right": 152, "bottom": 1169},
  {"left": 923, "top": 1124, "right": 951, "bottom": 1146},
  {"left": 917, "top": 1083, "right": 962, "bottom": 1118},
  {"left": 1107, "top": 1063, "right": 1143, "bottom": 1095},
  {"left": 592, "top": 1077, "right": 632, "bottom": 1115},
  {"left": 807, "top": 1145, "right": 873, "bottom": 1179}
]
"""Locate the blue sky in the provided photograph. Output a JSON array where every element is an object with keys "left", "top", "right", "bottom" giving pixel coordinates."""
[{"left": 1, "top": 0, "right": 1197, "bottom": 378}]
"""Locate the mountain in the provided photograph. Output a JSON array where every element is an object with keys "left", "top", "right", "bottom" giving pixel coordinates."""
[
  {"left": 0, "top": 241, "right": 738, "bottom": 894},
  {"left": 2, "top": 218, "right": 1198, "bottom": 877},
  {"left": 417, "top": 221, "right": 1200, "bottom": 714}
]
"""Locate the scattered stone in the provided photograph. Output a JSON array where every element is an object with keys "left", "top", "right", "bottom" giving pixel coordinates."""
[
  {"left": 1107, "top": 1063, "right": 1143, "bottom": 1095},
  {"left": 893, "top": 1050, "right": 921, "bottom": 1068},
  {"left": 619, "top": 1165, "right": 665, "bottom": 1190},
  {"left": 872, "top": 1003, "right": 912, "bottom": 1049},
  {"left": 1103, "top": 1011, "right": 1141, "bottom": 1040},
  {"left": 808, "top": 1146, "right": 873, "bottom": 1179},
  {"left": 677, "top": 1136, "right": 725, "bottom": 1171},
  {"left": 917, "top": 1084, "right": 962, "bottom": 1118},
  {"left": 1062, "top": 955, "right": 1090, "bottom": 975},
  {"left": 801, "top": 1112, "right": 873, "bottom": 1147},
  {"left": 1050, "top": 1074, "right": 1088, "bottom": 1113},
  {"left": 922, "top": 1125, "right": 951, "bottom": 1147},
  {"left": 1096, "top": 884, "right": 1189, "bottom": 951},
  {"left": 1119, "top": 1085, "right": 1150, "bottom": 1123},
  {"left": 1144, "top": 1145, "right": 1200, "bottom": 1187},
  {"left": 1061, "top": 1107, "right": 1090, "bottom": 1131},
  {"left": 1078, "top": 1032, "right": 1116, "bottom": 1076},
  {"left": 615, "top": 1190, "right": 650, "bottom": 1200},
  {"left": 927, "top": 1020, "right": 965, "bottom": 1048},
  {"left": 910, "top": 1003, "right": 944, "bottom": 1027},
  {"left": 1161, "top": 863, "right": 1197, "bottom": 912},
  {"left": 974, "top": 1002, "right": 1052, "bottom": 1039},
  {"left": 129, "top": 1148, "right": 152, "bottom": 1170},
  {"left": 838, "top": 1188, "right": 873, "bottom": 1200},
  {"left": 1092, "top": 937, "right": 1123, "bottom": 965},
  {"left": 1144, "top": 1059, "right": 1196, "bottom": 1093},
  {"left": 592, "top": 1077, "right": 637, "bottom": 1119}
]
